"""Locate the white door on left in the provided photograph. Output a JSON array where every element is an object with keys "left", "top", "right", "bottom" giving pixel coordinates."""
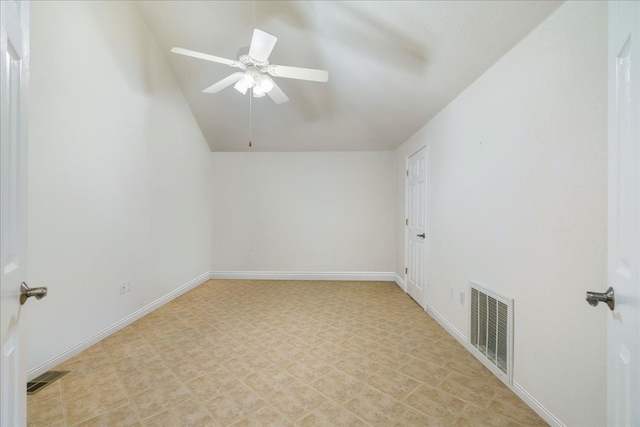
[{"left": 1, "top": 1, "right": 30, "bottom": 425}]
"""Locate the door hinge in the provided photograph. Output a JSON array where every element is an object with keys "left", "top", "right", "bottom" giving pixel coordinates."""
[
  {"left": 405, "top": 218, "right": 408, "bottom": 226},
  {"left": 406, "top": 170, "right": 409, "bottom": 177},
  {"left": 405, "top": 267, "right": 408, "bottom": 274}
]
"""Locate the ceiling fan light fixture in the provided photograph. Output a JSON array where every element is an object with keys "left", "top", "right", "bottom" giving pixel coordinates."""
[
  {"left": 253, "top": 75, "right": 273, "bottom": 98},
  {"left": 235, "top": 73, "right": 274, "bottom": 98},
  {"left": 234, "top": 73, "right": 254, "bottom": 95}
]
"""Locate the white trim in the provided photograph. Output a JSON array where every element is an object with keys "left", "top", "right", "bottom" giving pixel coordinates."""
[
  {"left": 425, "top": 304, "right": 467, "bottom": 344},
  {"left": 423, "top": 144, "right": 430, "bottom": 309},
  {"left": 429, "top": 302, "right": 512, "bottom": 386},
  {"left": 425, "top": 304, "right": 564, "bottom": 427},
  {"left": 209, "top": 271, "right": 395, "bottom": 282},
  {"left": 395, "top": 273, "right": 407, "bottom": 291},
  {"left": 403, "top": 153, "right": 409, "bottom": 295},
  {"left": 26, "top": 271, "right": 210, "bottom": 381},
  {"left": 512, "top": 382, "right": 566, "bottom": 427}
]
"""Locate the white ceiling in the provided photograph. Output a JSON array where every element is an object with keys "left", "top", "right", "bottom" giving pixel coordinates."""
[{"left": 135, "top": 1, "right": 562, "bottom": 152}]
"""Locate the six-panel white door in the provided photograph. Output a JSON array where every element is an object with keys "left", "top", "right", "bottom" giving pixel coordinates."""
[
  {"left": 406, "top": 147, "right": 427, "bottom": 308},
  {"left": 607, "top": 1, "right": 640, "bottom": 425},
  {"left": 0, "top": 1, "right": 29, "bottom": 425}
]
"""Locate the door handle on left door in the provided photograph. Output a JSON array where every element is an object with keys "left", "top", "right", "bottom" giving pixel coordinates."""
[
  {"left": 20, "top": 282, "right": 48, "bottom": 305},
  {"left": 417, "top": 233, "right": 425, "bottom": 238},
  {"left": 586, "top": 286, "right": 615, "bottom": 311}
]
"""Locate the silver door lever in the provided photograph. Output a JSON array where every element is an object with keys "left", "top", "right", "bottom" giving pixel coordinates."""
[
  {"left": 20, "top": 282, "right": 48, "bottom": 305},
  {"left": 585, "top": 287, "right": 615, "bottom": 311}
]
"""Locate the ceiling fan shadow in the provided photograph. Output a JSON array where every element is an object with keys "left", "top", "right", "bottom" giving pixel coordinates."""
[
  {"left": 320, "top": 2, "right": 429, "bottom": 74},
  {"left": 264, "top": 77, "right": 334, "bottom": 123},
  {"left": 247, "top": 1, "right": 310, "bottom": 30},
  {"left": 88, "top": 2, "right": 159, "bottom": 94}
]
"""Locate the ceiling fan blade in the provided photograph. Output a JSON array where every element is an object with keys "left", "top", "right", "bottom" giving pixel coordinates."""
[
  {"left": 202, "top": 72, "right": 244, "bottom": 94},
  {"left": 266, "top": 78, "right": 289, "bottom": 104},
  {"left": 171, "top": 47, "right": 242, "bottom": 68},
  {"left": 248, "top": 29, "right": 278, "bottom": 63},
  {"left": 268, "top": 64, "right": 329, "bottom": 83}
]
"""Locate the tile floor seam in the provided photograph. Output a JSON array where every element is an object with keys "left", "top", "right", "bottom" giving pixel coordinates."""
[
  {"left": 66, "top": 347, "right": 137, "bottom": 426},
  {"left": 437, "top": 370, "right": 455, "bottom": 388},
  {"left": 163, "top": 397, "right": 212, "bottom": 426},
  {"left": 448, "top": 402, "right": 470, "bottom": 427},
  {"left": 401, "top": 376, "right": 423, "bottom": 402},
  {"left": 401, "top": 383, "right": 466, "bottom": 424},
  {"left": 298, "top": 370, "right": 370, "bottom": 424},
  {"left": 342, "top": 382, "right": 414, "bottom": 425},
  {"left": 105, "top": 352, "right": 145, "bottom": 427},
  {"left": 58, "top": 366, "right": 71, "bottom": 427},
  {"left": 491, "top": 401, "right": 533, "bottom": 426},
  {"left": 296, "top": 404, "right": 374, "bottom": 427},
  {"left": 67, "top": 402, "right": 132, "bottom": 427},
  {"left": 123, "top": 358, "right": 192, "bottom": 420},
  {"left": 228, "top": 369, "right": 298, "bottom": 425},
  {"left": 446, "top": 392, "right": 491, "bottom": 413},
  {"left": 61, "top": 369, "right": 110, "bottom": 427}
]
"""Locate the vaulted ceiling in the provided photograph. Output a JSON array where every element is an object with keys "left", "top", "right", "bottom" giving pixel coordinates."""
[{"left": 135, "top": 1, "right": 562, "bottom": 152}]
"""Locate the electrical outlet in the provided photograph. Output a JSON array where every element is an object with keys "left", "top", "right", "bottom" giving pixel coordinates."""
[
  {"left": 120, "top": 280, "right": 131, "bottom": 294},
  {"left": 349, "top": 253, "right": 354, "bottom": 260},
  {"left": 460, "top": 291, "right": 465, "bottom": 305},
  {"left": 249, "top": 252, "right": 255, "bottom": 259}
]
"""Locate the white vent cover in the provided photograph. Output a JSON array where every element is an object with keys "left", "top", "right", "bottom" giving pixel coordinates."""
[{"left": 469, "top": 282, "right": 513, "bottom": 384}]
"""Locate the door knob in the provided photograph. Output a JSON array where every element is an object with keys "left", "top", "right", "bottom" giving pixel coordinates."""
[
  {"left": 417, "top": 233, "right": 425, "bottom": 238},
  {"left": 20, "top": 282, "right": 48, "bottom": 305},
  {"left": 585, "top": 286, "right": 615, "bottom": 311}
]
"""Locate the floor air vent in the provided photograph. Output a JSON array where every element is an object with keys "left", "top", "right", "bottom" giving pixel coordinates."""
[
  {"left": 27, "top": 371, "right": 69, "bottom": 395},
  {"left": 469, "top": 282, "right": 513, "bottom": 384}
]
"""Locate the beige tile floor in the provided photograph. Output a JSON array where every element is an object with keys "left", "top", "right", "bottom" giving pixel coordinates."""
[{"left": 27, "top": 279, "right": 547, "bottom": 427}]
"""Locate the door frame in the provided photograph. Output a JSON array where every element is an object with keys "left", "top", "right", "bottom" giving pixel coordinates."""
[
  {"left": 606, "top": 0, "right": 640, "bottom": 424},
  {"left": 404, "top": 144, "right": 429, "bottom": 308},
  {"left": 0, "top": 0, "right": 29, "bottom": 425}
]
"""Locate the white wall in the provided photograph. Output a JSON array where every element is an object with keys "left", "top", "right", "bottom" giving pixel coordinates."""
[
  {"left": 395, "top": 2, "right": 607, "bottom": 426},
  {"left": 211, "top": 152, "right": 395, "bottom": 275},
  {"left": 27, "top": 1, "right": 211, "bottom": 373}
]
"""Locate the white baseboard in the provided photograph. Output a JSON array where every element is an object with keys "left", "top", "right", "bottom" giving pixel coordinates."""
[
  {"left": 209, "top": 271, "right": 395, "bottom": 282},
  {"left": 394, "top": 273, "right": 407, "bottom": 291},
  {"left": 424, "top": 304, "right": 564, "bottom": 427},
  {"left": 27, "top": 271, "right": 210, "bottom": 381},
  {"left": 512, "top": 382, "right": 566, "bottom": 427},
  {"left": 425, "top": 304, "right": 467, "bottom": 344},
  {"left": 426, "top": 304, "right": 510, "bottom": 384}
]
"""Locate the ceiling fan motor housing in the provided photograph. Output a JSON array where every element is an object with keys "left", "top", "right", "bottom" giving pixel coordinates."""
[{"left": 236, "top": 46, "right": 270, "bottom": 74}]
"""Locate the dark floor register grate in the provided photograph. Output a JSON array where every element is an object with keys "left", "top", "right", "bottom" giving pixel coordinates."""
[{"left": 26, "top": 370, "right": 69, "bottom": 395}]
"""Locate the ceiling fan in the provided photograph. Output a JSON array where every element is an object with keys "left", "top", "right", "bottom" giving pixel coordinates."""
[{"left": 171, "top": 29, "right": 329, "bottom": 104}]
